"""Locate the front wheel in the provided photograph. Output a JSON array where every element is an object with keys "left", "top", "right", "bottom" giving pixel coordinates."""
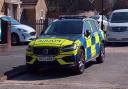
[
  {"left": 74, "top": 49, "right": 85, "bottom": 74},
  {"left": 96, "top": 42, "right": 105, "bottom": 63}
]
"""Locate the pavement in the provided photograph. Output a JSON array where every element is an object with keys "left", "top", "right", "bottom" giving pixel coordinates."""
[{"left": 0, "top": 45, "right": 27, "bottom": 81}]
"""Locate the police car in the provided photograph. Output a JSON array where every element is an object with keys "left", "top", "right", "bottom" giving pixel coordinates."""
[{"left": 26, "top": 16, "right": 105, "bottom": 74}]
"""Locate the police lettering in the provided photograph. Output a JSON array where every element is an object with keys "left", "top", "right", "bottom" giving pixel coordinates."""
[{"left": 39, "top": 40, "right": 61, "bottom": 43}]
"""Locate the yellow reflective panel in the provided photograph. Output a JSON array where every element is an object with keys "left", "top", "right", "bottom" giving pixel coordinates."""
[
  {"left": 26, "top": 51, "right": 33, "bottom": 55},
  {"left": 74, "top": 40, "right": 81, "bottom": 46},
  {"left": 84, "top": 49, "right": 88, "bottom": 61},
  {"left": 60, "top": 50, "right": 78, "bottom": 55},
  {"left": 29, "top": 40, "right": 35, "bottom": 46},
  {"left": 26, "top": 55, "right": 37, "bottom": 64},
  {"left": 95, "top": 34, "right": 100, "bottom": 44},
  {"left": 34, "top": 43, "right": 61, "bottom": 47},
  {"left": 86, "top": 36, "right": 92, "bottom": 48},
  {"left": 61, "top": 40, "right": 74, "bottom": 47},
  {"left": 57, "top": 59, "right": 74, "bottom": 65},
  {"left": 91, "top": 44, "right": 96, "bottom": 58},
  {"left": 101, "top": 31, "right": 105, "bottom": 39},
  {"left": 33, "top": 38, "right": 74, "bottom": 47}
]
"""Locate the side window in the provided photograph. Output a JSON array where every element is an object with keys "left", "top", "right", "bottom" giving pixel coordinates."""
[
  {"left": 103, "top": 16, "right": 107, "bottom": 21},
  {"left": 83, "top": 20, "right": 91, "bottom": 33},
  {"left": 94, "top": 20, "right": 100, "bottom": 31},
  {"left": 90, "top": 20, "right": 96, "bottom": 31},
  {"left": 90, "top": 20, "right": 100, "bottom": 32}
]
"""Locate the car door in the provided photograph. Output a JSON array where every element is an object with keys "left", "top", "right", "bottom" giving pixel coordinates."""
[
  {"left": 89, "top": 20, "right": 101, "bottom": 58},
  {"left": 83, "top": 20, "right": 93, "bottom": 60}
]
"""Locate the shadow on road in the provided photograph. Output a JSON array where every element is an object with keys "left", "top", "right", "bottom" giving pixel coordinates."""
[
  {"left": 4, "top": 65, "right": 27, "bottom": 80},
  {"left": 106, "top": 42, "right": 128, "bottom": 47},
  {"left": 12, "top": 42, "right": 29, "bottom": 46},
  {"left": 8, "top": 61, "right": 98, "bottom": 81}
]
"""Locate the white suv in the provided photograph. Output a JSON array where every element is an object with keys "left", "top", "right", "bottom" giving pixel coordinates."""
[
  {"left": 90, "top": 15, "right": 108, "bottom": 32},
  {"left": 106, "top": 9, "right": 128, "bottom": 42},
  {"left": 0, "top": 16, "right": 36, "bottom": 45}
]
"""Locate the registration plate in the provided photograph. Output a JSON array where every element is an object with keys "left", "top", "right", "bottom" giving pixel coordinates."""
[{"left": 38, "top": 56, "right": 55, "bottom": 62}]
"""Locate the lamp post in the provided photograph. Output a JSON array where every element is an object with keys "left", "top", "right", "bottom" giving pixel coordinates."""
[{"left": 101, "top": 0, "right": 104, "bottom": 31}]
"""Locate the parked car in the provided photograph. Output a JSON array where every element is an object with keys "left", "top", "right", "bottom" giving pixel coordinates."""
[
  {"left": 106, "top": 9, "right": 128, "bottom": 42},
  {"left": 26, "top": 16, "right": 105, "bottom": 74},
  {"left": 90, "top": 15, "right": 108, "bottom": 32},
  {"left": 0, "top": 15, "right": 36, "bottom": 45}
]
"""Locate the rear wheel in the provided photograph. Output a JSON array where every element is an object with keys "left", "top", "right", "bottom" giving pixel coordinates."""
[
  {"left": 11, "top": 33, "right": 20, "bottom": 45},
  {"left": 96, "top": 42, "right": 105, "bottom": 63},
  {"left": 74, "top": 49, "right": 85, "bottom": 74}
]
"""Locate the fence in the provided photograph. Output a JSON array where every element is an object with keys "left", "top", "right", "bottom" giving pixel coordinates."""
[{"left": 29, "top": 19, "right": 48, "bottom": 37}]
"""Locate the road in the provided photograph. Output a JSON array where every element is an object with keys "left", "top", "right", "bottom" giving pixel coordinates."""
[
  {"left": 0, "top": 45, "right": 27, "bottom": 78},
  {"left": 0, "top": 44, "right": 128, "bottom": 89}
]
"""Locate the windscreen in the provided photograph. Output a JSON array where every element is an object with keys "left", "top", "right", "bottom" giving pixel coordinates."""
[
  {"left": 44, "top": 20, "right": 83, "bottom": 35},
  {"left": 111, "top": 12, "right": 128, "bottom": 23},
  {"left": 1, "top": 16, "right": 20, "bottom": 25}
]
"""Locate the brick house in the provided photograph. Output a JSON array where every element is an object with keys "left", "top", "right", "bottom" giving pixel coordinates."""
[
  {"left": 0, "top": 0, "right": 5, "bottom": 15},
  {"left": 20, "top": 0, "right": 47, "bottom": 27},
  {"left": 0, "top": 0, "right": 22, "bottom": 20}
]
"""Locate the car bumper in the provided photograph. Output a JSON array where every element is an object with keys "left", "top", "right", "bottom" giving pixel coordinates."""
[
  {"left": 26, "top": 52, "right": 78, "bottom": 70},
  {"left": 26, "top": 60, "right": 76, "bottom": 70},
  {"left": 106, "top": 31, "right": 128, "bottom": 42},
  {"left": 106, "top": 37, "right": 128, "bottom": 42},
  {"left": 20, "top": 35, "right": 36, "bottom": 42}
]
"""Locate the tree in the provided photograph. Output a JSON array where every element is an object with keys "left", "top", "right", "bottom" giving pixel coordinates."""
[{"left": 113, "top": 0, "right": 128, "bottom": 10}]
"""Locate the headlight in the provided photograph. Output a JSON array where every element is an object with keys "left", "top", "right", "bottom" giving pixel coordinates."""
[
  {"left": 18, "top": 28, "right": 28, "bottom": 32},
  {"left": 62, "top": 44, "right": 77, "bottom": 52}
]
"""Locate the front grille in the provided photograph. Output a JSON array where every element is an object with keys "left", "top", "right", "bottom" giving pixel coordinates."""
[
  {"left": 33, "top": 47, "right": 60, "bottom": 55},
  {"left": 111, "top": 27, "right": 127, "bottom": 32},
  {"left": 30, "top": 32, "right": 36, "bottom": 36},
  {"left": 108, "top": 38, "right": 128, "bottom": 41}
]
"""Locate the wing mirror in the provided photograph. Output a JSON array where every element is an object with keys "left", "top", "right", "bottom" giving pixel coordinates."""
[{"left": 84, "top": 30, "right": 91, "bottom": 37}]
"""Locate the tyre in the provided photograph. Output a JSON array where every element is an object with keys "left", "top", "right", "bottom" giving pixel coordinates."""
[
  {"left": 96, "top": 42, "right": 105, "bottom": 63},
  {"left": 74, "top": 49, "right": 85, "bottom": 74},
  {"left": 11, "top": 33, "right": 20, "bottom": 45}
]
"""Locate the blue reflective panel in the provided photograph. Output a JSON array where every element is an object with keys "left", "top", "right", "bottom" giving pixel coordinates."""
[
  {"left": 87, "top": 47, "right": 91, "bottom": 59},
  {"left": 79, "top": 37, "right": 86, "bottom": 48},
  {"left": 95, "top": 43, "right": 100, "bottom": 55},
  {"left": 91, "top": 35, "right": 95, "bottom": 45}
]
